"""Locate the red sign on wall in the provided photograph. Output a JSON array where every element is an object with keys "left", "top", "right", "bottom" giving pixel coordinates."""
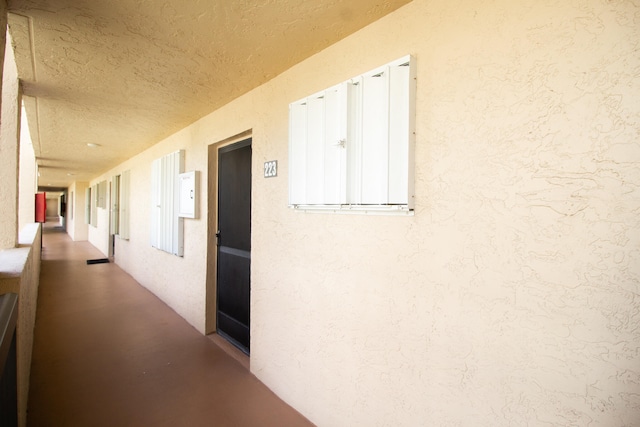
[{"left": 35, "top": 192, "right": 46, "bottom": 223}]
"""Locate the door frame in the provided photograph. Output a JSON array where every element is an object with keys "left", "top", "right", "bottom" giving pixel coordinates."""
[{"left": 205, "top": 130, "right": 253, "bottom": 335}]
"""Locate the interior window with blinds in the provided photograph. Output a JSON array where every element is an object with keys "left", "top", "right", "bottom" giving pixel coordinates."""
[{"left": 288, "top": 55, "right": 416, "bottom": 214}]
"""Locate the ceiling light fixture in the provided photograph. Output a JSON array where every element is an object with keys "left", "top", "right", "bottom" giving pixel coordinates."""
[{"left": 87, "top": 143, "right": 100, "bottom": 148}]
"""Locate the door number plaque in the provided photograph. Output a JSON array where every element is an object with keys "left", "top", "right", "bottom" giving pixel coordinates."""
[{"left": 264, "top": 160, "right": 277, "bottom": 178}]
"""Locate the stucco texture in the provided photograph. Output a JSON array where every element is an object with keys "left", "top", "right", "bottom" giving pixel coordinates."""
[
  {"left": 0, "top": 30, "right": 19, "bottom": 249},
  {"left": 67, "top": 181, "right": 89, "bottom": 242},
  {"left": 18, "top": 106, "right": 36, "bottom": 233},
  {"left": 89, "top": 0, "right": 640, "bottom": 425},
  {"left": 0, "top": 223, "right": 42, "bottom": 427}
]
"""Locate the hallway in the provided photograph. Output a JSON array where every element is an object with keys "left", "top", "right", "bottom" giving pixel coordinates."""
[{"left": 27, "top": 224, "right": 314, "bottom": 426}]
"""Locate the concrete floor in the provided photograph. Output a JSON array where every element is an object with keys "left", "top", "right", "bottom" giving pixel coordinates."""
[{"left": 27, "top": 223, "right": 314, "bottom": 427}]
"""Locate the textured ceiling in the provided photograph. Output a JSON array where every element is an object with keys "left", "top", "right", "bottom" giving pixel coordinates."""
[{"left": 7, "top": 0, "right": 411, "bottom": 189}]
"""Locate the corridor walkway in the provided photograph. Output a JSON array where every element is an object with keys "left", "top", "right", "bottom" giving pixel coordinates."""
[{"left": 27, "top": 224, "right": 313, "bottom": 427}]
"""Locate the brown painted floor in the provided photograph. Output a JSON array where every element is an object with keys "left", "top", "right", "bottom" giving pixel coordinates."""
[{"left": 27, "top": 224, "right": 314, "bottom": 427}]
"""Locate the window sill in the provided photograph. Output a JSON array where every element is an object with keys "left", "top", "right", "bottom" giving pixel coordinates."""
[{"left": 289, "top": 204, "right": 414, "bottom": 216}]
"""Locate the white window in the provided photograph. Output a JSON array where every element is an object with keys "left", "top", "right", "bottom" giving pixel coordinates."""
[
  {"left": 150, "top": 150, "right": 184, "bottom": 256},
  {"left": 120, "top": 170, "right": 131, "bottom": 240},
  {"left": 111, "top": 175, "right": 120, "bottom": 235},
  {"left": 97, "top": 180, "right": 107, "bottom": 208},
  {"left": 111, "top": 170, "right": 131, "bottom": 240},
  {"left": 90, "top": 184, "right": 98, "bottom": 227},
  {"left": 85, "top": 187, "right": 91, "bottom": 224},
  {"left": 289, "top": 55, "right": 416, "bottom": 214}
]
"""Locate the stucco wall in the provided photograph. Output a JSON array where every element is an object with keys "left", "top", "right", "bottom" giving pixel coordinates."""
[
  {"left": 44, "top": 197, "right": 58, "bottom": 218},
  {"left": 0, "top": 223, "right": 42, "bottom": 427},
  {"left": 16, "top": 223, "right": 41, "bottom": 427},
  {"left": 67, "top": 182, "right": 89, "bottom": 241},
  {"left": 18, "top": 106, "right": 36, "bottom": 232},
  {"left": 86, "top": 187, "right": 110, "bottom": 255},
  {"left": 0, "top": 31, "right": 19, "bottom": 249},
  {"left": 92, "top": 132, "right": 209, "bottom": 331},
  {"left": 89, "top": 0, "right": 639, "bottom": 425}
]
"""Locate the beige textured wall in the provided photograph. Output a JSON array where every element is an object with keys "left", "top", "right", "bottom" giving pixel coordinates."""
[
  {"left": 67, "top": 182, "right": 89, "bottom": 241},
  {"left": 18, "top": 106, "right": 36, "bottom": 232},
  {"left": 0, "top": 31, "right": 20, "bottom": 249},
  {"left": 0, "top": 223, "right": 42, "bottom": 427},
  {"left": 16, "top": 223, "right": 41, "bottom": 427},
  {"left": 95, "top": 133, "right": 209, "bottom": 330},
  {"left": 89, "top": 0, "right": 639, "bottom": 425},
  {"left": 0, "top": 1, "right": 6, "bottom": 78},
  {"left": 44, "top": 197, "right": 58, "bottom": 218},
  {"left": 87, "top": 182, "right": 110, "bottom": 255}
]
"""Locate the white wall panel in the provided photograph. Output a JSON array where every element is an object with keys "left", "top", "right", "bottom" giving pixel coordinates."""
[
  {"left": 323, "top": 85, "right": 347, "bottom": 204},
  {"left": 119, "top": 170, "right": 130, "bottom": 240},
  {"left": 84, "top": 187, "right": 91, "bottom": 225},
  {"left": 347, "top": 79, "right": 363, "bottom": 204},
  {"left": 151, "top": 150, "right": 183, "bottom": 256},
  {"left": 288, "top": 102, "right": 307, "bottom": 205},
  {"left": 360, "top": 71, "right": 390, "bottom": 204},
  {"left": 150, "top": 158, "right": 161, "bottom": 248},
  {"left": 90, "top": 184, "right": 98, "bottom": 227},
  {"left": 305, "top": 96, "right": 325, "bottom": 204},
  {"left": 110, "top": 175, "right": 119, "bottom": 235},
  {"left": 388, "top": 63, "right": 411, "bottom": 205}
]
